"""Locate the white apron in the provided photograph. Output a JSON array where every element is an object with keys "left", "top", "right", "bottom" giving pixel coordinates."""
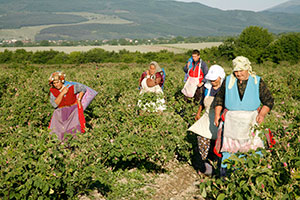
[
  {"left": 221, "top": 110, "right": 264, "bottom": 153},
  {"left": 188, "top": 96, "right": 218, "bottom": 139},
  {"left": 181, "top": 61, "right": 202, "bottom": 98},
  {"left": 140, "top": 78, "right": 163, "bottom": 94},
  {"left": 138, "top": 78, "right": 166, "bottom": 112}
]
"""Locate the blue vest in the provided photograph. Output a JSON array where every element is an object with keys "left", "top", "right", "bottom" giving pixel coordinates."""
[{"left": 225, "top": 75, "right": 261, "bottom": 111}]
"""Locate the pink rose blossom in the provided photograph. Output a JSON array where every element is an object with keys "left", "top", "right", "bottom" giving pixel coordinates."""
[
  {"left": 261, "top": 184, "right": 265, "bottom": 189},
  {"left": 283, "top": 162, "right": 287, "bottom": 167},
  {"left": 287, "top": 143, "right": 290, "bottom": 147},
  {"left": 53, "top": 173, "right": 56, "bottom": 176},
  {"left": 267, "top": 164, "right": 271, "bottom": 169}
]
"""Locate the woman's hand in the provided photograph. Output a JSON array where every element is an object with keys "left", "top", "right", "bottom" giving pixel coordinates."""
[
  {"left": 214, "top": 115, "right": 220, "bottom": 127},
  {"left": 256, "top": 114, "right": 265, "bottom": 124},
  {"left": 195, "top": 114, "right": 201, "bottom": 121},
  {"left": 214, "top": 106, "right": 223, "bottom": 127},
  {"left": 256, "top": 105, "right": 270, "bottom": 124},
  {"left": 61, "top": 85, "right": 69, "bottom": 95},
  {"left": 197, "top": 82, "right": 204, "bottom": 87},
  {"left": 146, "top": 70, "right": 150, "bottom": 76}
]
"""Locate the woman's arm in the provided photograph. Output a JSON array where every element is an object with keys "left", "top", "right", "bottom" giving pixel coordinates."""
[
  {"left": 50, "top": 93, "right": 58, "bottom": 108},
  {"left": 256, "top": 79, "right": 274, "bottom": 124},
  {"left": 74, "top": 84, "right": 87, "bottom": 109},
  {"left": 51, "top": 86, "right": 69, "bottom": 107},
  {"left": 214, "top": 105, "right": 223, "bottom": 127},
  {"left": 139, "top": 72, "right": 146, "bottom": 86},
  {"left": 256, "top": 105, "right": 270, "bottom": 124},
  {"left": 195, "top": 105, "right": 203, "bottom": 120}
]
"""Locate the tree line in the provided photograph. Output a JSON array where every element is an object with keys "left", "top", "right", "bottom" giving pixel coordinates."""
[{"left": 0, "top": 26, "right": 299, "bottom": 64}]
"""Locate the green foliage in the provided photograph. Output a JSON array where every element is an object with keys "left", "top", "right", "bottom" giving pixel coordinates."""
[
  {"left": 267, "top": 33, "right": 300, "bottom": 64},
  {"left": 210, "top": 27, "right": 300, "bottom": 64},
  {"left": 0, "top": 63, "right": 193, "bottom": 199},
  {"left": 235, "top": 26, "right": 273, "bottom": 63},
  {"left": 0, "top": 40, "right": 299, "bottom": 198}
]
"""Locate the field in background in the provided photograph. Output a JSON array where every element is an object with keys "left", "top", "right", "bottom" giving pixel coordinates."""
[
  {"left": 0, "top": 12, "right": 133, "bottom": 41},
  {"left": 0, "top": 42, "right": 222, "bottom": 53}
]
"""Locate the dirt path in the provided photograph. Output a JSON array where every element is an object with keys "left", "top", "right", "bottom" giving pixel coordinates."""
[
  {"left": 80, "top": 160, "right": 205, "bottom": 200},
  {"left": 151, "top": 160, "right": 204, "bottom": 200}
]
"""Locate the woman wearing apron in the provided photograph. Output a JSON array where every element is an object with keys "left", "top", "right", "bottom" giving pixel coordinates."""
[
  {"left": 214, "top": 56, "right": 274, "bottom": 176},
  {"left": 188, "top": 65, "right": 226, "bottom": 175}
]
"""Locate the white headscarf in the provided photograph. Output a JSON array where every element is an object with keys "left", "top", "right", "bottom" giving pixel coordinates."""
[
  {"left": 204, "top": 64, "right": 225, "bottom": 94},
  {"left": 150, "top": 61, "right": 162, "bottom": 73},
  {"left": 228, "top": 56, "right": 257, "bottom": 89}
]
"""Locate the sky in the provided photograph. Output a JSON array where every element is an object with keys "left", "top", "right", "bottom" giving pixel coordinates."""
[{"left": 177, "top": 0, "right": 289, "bottom": 11}]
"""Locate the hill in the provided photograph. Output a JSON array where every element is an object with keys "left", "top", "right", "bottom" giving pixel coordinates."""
[
  {"left": 1, "top": 0, "right": 300, "bottom": 41},
  {"left": 267, "top": 0, "right": 300, "bottom": 14}
]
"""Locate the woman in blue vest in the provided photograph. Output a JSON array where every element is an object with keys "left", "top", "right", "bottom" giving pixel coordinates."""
[{"left": 214, "top": 56, "right": 274, "bottom": 176}]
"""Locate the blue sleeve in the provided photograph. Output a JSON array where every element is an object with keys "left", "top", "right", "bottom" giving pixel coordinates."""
[{"left": 188, "top": 57, "right": 193, "bottom": 63}]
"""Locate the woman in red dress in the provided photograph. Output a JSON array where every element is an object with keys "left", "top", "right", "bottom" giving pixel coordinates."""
[{"left": 48, "top": 72, "right": 86, "bottom": 140}]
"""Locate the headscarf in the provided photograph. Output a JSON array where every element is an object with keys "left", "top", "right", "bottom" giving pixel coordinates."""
[
  {"left": 48, "top": 71, "right": 66, "bottom": 85},
  {"left": 150, "top": 61, "right": 162, "bottom": 73},
  {"left": 228, "top": 56, "right": 257, "bottom": 89},
  {"left": 204, "top": 64, "right": 225, "bottom": 94},
  {"left": 149, "top": 61, "right": 162, "bottom": 80}
]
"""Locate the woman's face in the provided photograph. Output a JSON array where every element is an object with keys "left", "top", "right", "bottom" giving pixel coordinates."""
[
  {"left": 211, "top": 77, "right": 221, "bottom": 87},
  {"left": 149, "top": 64, "right": 156, "bottom": 75},
  {"left": 234, "top": 70, "right": 249, "bottom": 81},
  {"left": 53, "top": 80, "right": 63, "bottom": 90}
]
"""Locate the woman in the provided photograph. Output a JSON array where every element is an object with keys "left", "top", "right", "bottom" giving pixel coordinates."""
[
  {"left": 48, "top": 71, "right": 87, "bottom": 141},
  {"left": 138, "top": 61, "right": 166, "bottom": 112},
  {"left": 214, "top": 56, "right": 274, "bottom": 175},
  {"left": 139, "top": 61, "right": 164, "bottom": 93},
  {"left": 188, "top": 65, "right": 225, "bottom": 175}
]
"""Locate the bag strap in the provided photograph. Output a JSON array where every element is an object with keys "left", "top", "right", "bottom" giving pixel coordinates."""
[{"left": 198, "top": 59, "right": 202, "bottom": 78}]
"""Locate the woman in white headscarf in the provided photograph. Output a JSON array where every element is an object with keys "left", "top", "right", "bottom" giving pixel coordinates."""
[
  {"left": 188, "top": 64, "right": 225, "bottom": 175},
  {"left": 138, "top": 61, "right": 166, "bottom": 112},
  {"left": 139, "top": 61, "right": 164, "bottom": 94},
  {"left": 214, "top": 56, "right": 274, "bottom": 176}
]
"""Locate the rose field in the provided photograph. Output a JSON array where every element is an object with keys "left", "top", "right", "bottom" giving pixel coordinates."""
[
  {"left": 0, "top": 26, "right": 300, "bottom": 200},
  {"left": 0, "top": 58, "right": 299, "bottom": 199}
]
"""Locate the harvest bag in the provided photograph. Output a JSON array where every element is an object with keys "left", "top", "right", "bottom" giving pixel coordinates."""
[
  {"left": 181, "top": 60, "right": 202, "bottom": 97},
  {"left": 64, "top": 81, "right": 98, "bottom": 110}
]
